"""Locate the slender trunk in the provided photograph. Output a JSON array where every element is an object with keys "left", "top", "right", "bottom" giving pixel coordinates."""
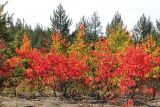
[
  {"left": 61, "top": 82, "right": 68, "bottom": 98},
  {"left": 152, "top": 88, "right": 156, "bottom": 100},
  {"left": 63, "top": 86, "right": 68, "bottom": 98},
  {"left": 53, "top": 81, "right": 57, "bottom": 97},
  {"left": 14, "top": 86, "right": 17, "bottom": 97},
  {"left": 0, "top": 83, "right": 3, "bottom": 95},
  {"left": 97, "top": 85, "right": 100, "bottom": 100},
  {"left": 130, "top": 88, "right": 135, "bottom": 106}
]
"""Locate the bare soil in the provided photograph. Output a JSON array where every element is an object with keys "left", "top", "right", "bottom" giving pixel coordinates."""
[{"left": 0, "top": 96, "right": 160, "bottom": 107}]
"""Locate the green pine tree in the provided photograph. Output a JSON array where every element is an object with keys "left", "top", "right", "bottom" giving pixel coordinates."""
[
  {"left": 50, "top": 3, "right": 72, "bottom": 37},
  {"left": 106, "top": 11, "right": 123, "bottom": 36},
  {"left": 0, "top": 2, "right": 13, "bottom": 42},
  {"left": 134, "top": 14, "right": 153, "bottom": 40},
  {"left": 88, "top": 12, "right": 102, "bottom": 42}
]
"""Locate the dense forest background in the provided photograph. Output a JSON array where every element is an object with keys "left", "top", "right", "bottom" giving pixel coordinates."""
[{"left": 1, "top": 2, "right": 160, "bottom": 48}]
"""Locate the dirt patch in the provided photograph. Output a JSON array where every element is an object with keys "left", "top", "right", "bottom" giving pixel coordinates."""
[
  {"left": 0, "top": 96, "right": 117, "bottom": 107},
  {"left": 0, "top": 96, "right": 160, "bottom": 107}
]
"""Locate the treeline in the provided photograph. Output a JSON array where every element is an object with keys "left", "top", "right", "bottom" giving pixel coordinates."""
[{"left": 1, "top": 3, "right": 160, "bottom": 49}]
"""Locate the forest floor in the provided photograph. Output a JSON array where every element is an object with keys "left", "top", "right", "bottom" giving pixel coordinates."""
[{"left": 0, "top": 95, "right": 160, "bottom": 107}]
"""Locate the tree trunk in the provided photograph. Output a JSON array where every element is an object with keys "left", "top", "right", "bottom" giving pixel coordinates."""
[{"left": 152, "top": 88, "right": 156, "bottom": 100}]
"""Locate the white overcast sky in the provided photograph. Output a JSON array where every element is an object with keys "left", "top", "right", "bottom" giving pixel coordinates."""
[{"left": 0, "top": 0, "right": 160, "bottom": 33}]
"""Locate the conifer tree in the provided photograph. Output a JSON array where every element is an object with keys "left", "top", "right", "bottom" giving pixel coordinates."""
[
  {"left": 50, "top": 3, "right": 72, "bottom": 37},
  {"left": 106, "top": 11, "right": 123, "bottom": 36},
  {"left": 88, "top": 12, "right": 102, "bottom": 42},
  {"left": 0, "top": 2, "right": 13, "bottom": 42},
  {"left": 134, "top": 14, "right": 153, "bottom": 40}
]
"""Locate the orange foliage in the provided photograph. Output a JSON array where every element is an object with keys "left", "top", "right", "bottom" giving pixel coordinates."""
[
  {"left": 16, "top": 34, "right": 31, "bottom": 58},
  {"left": 8, "top": 57, "right": 21, "bottom": 68},
  {"left": 51, "top": 31, "right": 68, "bottom": 54},
  {"left": 69, "top": 24, "right": 89, "bottom": 60}
]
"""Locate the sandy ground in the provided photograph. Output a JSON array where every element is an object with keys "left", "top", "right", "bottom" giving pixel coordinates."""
[
  {"left": 0, "top": 96, "right": 160, "bottom": 107},
  {"left": 0, "top": 96, "right": 117, "bottom": 107}
]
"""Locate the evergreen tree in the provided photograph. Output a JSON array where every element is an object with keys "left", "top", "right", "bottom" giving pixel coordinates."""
[
  {"left": 75, "top": 16, "right": 92, "bottom": 42},
  {"left": 155, "top": 19, "right": 160, "bottom": 45},
  {"left": 68, "top": 16, "right": 89, "bottom": 44},
  {"left": 88, "top": 12, "right": 102, "bottom": 42},
  {"left": 75, "top": 13, "right": 102, "bottom": 42},
  {"left": 50, "top": 3, "right": 72, "bottom": 37},
  {"left": 106, "top": 11, "right": 123, "bottom": 36},
  {"left": 25, "top": 24, "right": 34, "bottom": 38},
  {"left": 134, "top": 14, "right": 153, "bottom": 40},
  {"left": 31, "top": 24, "right": 45, "bottom": 48},
  {"left": 0, "top": 2, "right": 13, "bottom": 42},
  {"left": 15, "top": 18, "right": 23, "bottom": 31},
  {"left": 106, "top": 23, "right": 111, "bottom": 36},
  {"left": 11, "top": 18, "right": 26, "bottom": 48},
  {"left": 76, "top": 16, "right": 89, "bottom": 31},
  {"left": 111, "top": 11, "right": 122, "bottom": 29},
  {"left": 69, "top": 31, "right": 77, "bottom": 44},
  {"left": 156, "top": 19, "right": 160, "bottom": 31}
]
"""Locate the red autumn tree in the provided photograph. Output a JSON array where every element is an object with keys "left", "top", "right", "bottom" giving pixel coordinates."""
[
  {"left": 0, "top": 39, "right": 12, "bottom": 93},
  {"left": 115, "top": 46, "right": 153, "bottom": 104}
]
